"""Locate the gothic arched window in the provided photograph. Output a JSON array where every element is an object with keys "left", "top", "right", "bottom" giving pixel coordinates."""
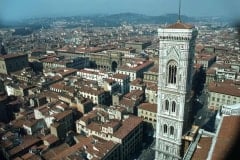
[
  {"left": 170, "top": 126, "right": 174, "bottom": 135},
  {"left": 167, "top": 61, "right": 177, "bottom": 84},
  {"left": 164, "top": 124, "right": 168, "bottom": 134},
  {"left": 165, "top": 100, "right": 169, "bottom": 111},
  {"left": 172, "top": 101, "right": 176, "bottom": 112}
]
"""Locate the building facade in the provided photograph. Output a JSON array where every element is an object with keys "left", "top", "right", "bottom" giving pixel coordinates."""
[
  {"left": 155, "top": 22, "right": 198, "bottom": 160},
  {"left": 207, "top": 80, "right": 240, "bottom": 110},
  {"left": 0, "top": 54, "right": 28, "bottom": 74}
]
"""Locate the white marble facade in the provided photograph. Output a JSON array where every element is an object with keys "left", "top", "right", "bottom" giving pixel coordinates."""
[{"left": 155, "top": 22, "right": 198, "bottom": 160}]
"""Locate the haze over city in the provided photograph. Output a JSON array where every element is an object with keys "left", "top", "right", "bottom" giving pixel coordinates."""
[{"left": 1, "top": 0, "right": 240, "bottom": 23}]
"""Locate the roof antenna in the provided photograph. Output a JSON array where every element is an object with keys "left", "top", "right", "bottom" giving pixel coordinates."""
[{"left": 178, "top": 0, "right": 182, "bottom": 23}]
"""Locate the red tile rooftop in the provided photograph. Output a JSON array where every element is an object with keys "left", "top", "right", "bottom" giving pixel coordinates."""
[
  {"left": 42, "top": 143, "right": 70, "bottom": 160},
  {"left": 104, "top": 78, "right": 116, "bottom": 84},
  {"left": 0, "top": 53, "right": 27, "bottom": 60},
  {"left": 211, "top": 116, "right": 240, "bottom": 160},
  {"left": 149, "top": 65, "right": 159, "bottom": 73},
  {"left": 113, "top": 115, "right": 142, "bottom": 139},
  {"left": 194, "top": 63, "right": 203, "bottom": 69},
  {"left": 138, "top": 103, "right": 157, "bottom": 113},
  {"left": 21, "top": 152, "right": 41, "bottom": 160},
  {"left": 118, "top": 60, "right": 154, "bottom": 72},
  {"left": 166, "top": 21, "right": 194, "bottom": 29},
  {"left": 8, "top": 135, "right": 41, "bottom": 156},
  {"left": 208, "top": 80, "right": 240, "bottom": 97},
  {"left": 78, "top": 69, "right": 99, "bottom": 75},
  {"left": 124, "top": 90, "right": 144, "bottom": 99},
  {"left": 112, "top": 73, "right": 129, "bottom": 79},
  {"left": 120, "top": 98, "right": 136, "bottom": 108},
  {"left": 102, "top": 119, "right": 121, "bottom": 129},
  {"left": 42, "top": 134, "right": 59, "bottom": 145},
  {"left": 53, "top": 110, "right": 72, "bottom": 121},
  {"left": 206, "top": 68, "right": 216, "bottom": 75},
  {"left": 130, "top": 78, "right": 144, "bottom": 86},
  {"left": 146, "top": 83, "right": 158, "bottom": 91},
  {"left": 192, "top": 137, "right": 213, "bottom": 160},
  {"left": 52, "top": 135, "right": 118, "bottom": 160},
  {"left": 87, "top": 122, "right": 102, "bottom": 132}
]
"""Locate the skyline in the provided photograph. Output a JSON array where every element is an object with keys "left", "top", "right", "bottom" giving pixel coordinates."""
[{"left": 1, "top": 0, "right": 240, "bottom": 23}]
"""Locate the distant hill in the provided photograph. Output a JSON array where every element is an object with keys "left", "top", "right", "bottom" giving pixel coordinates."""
[
  {"left": 0, "top": 13, "right": 230, "bottom": 28},
  {"left": 88, "top": 13, "right": 197, "bottom": 27}
]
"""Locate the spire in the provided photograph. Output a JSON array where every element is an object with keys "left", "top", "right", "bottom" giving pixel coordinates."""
[{"left": 178, "top": 0, "right": 182, "bottom": 23}]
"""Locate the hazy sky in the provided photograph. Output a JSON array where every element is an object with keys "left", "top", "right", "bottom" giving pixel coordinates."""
[{"left": 0, "top": 0, "right": 240, "bottom": 22}]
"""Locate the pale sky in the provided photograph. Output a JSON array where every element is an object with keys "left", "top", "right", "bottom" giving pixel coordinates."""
[{"left": 0, "top": 0, "right": 240, "bottom": 23}]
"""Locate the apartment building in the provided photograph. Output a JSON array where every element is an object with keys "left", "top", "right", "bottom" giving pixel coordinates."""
[
  {"left": 117, "top": 60, "right": 154, "bottom": 81},
  {"left": 207, "top": 80, "right": 240, "bottom": 110},
  {"left": 143, "top": 65, "right": 158, "bottom": 83},
  {"left": 194, "top": 53, "right": 216, "bottom": 69},
  {"left": 130, "top": 78, "right": 145, "bottom": 92},
  {"left": 76, "top": 107, "right": 143, "bottom": 160},
  {"left": 138, "top": 103, "right": 157, "bottom": 129},
  {"left": 145, "top": 83, "right": 158, "bottom": 104},
  {"left": 110, "top": 73, "right": 130, "bottom": 94},
  {"left": 0, "top": 54, "right": 28, "bottom": 74}
]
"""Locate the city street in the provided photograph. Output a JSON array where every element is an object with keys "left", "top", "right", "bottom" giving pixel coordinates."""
[{"left": 193, "top": 89, "right": 217, "bottom": 132}]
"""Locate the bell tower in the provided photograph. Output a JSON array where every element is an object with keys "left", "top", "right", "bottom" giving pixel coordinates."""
[{"left": 155, "top": 21, "right": 198, "bottom": 160}]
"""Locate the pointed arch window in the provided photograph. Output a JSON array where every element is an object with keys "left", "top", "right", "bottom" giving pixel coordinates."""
[
  {"left": 167, "top": 61, "right": 177, "bottom": 84},
  {"left": 163, "top": 124, "right": 168, "bottom": 134},
  {"left": 170, "top": 126, "right": 174, "bottom": 135},
  {"left": 165, "top": 100, "right": 169, "bottom": 111},
  {"left": 172, "top": 101, "right": 176, "bottom": 113}
]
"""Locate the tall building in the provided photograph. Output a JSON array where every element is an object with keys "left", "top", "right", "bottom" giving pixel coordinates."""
[{"left": 155, "top": 21, "right": 198, "bottom": 160}]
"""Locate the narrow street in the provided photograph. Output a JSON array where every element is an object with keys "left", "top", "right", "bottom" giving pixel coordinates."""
[{"left": 193, "top": 89, "right": 217, "bottom": 132}]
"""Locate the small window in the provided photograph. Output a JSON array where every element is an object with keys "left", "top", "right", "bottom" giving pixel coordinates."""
[
  {"left": 165, "top": 100, "right": 169, "bottom": 111},
  {"left": 170, "top": 126, "right": 174, "bottom": 135},
  {"left": 172, "top": 101, "right": 176, "bottom": 112},
  {"left": 164, "top": 124, "right": 167, "bottom": 134}
]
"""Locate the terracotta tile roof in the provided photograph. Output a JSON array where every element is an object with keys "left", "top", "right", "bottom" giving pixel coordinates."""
[
  {"left": 87, "top": 122, "right": 102, "bottom": 132},
  {"left": 211, "top": 63, "right": 231, "bottom": 69},
  {"left": 102, "top": 119, "right": 121, "bottom": 129},
  {"left": 0, "top": 53, "right": 27, "bottom": 60},
  {"left": 112, "top": 73, "right": 129, "bottom": 80},
  {"left": 118, "top": 60, "right": 154, "bottom": 72},
  {"left": 192, "top": 137, "right": 213, "bottom": 160},
  {"left": 207, "top": 68, "right": 216, "bottom": 75},
  {"left": 138, "top": 103, "right": 157, "bottom": 113},
  {"left": 41, "top": 91, "right": 59, "bottom": 99},
  {"left": 195, "top": 54, "right": 216, "bottom": 61},
  {"left": 80, "top": 111, "right": 98, "bottom": 124},
  {"left": 53, "top": 110, "right": 72, "bottom": 121},
  {"left": 21, "top": 153, "right": 41, "bottom": 160},
  {"left": 124, "top": 90, "right": 144, "bottom": 99},
  {"left": 130, "top": 78, "right": 145, "bottom": 86},
  {"left": 42, "top": 134, "right": 59, "bottom": 145},
  {"left": 211, "top": 116, "right": 240, "bottom": 160},
  {"left": 208, "top": 81, "right": 240, "bottom": 97},
  {"left": 79, "top": 85, "right": 105, "bottom": 96},
  {"left": 51, "top": 135, "right": 119, "bottom": 160},
  {"left": 113, "top": 115, "right": 142, "bottom": 139},
  {"left": 146, "top": 83, "right": 158, "bottom": 91},
  {"left": 166, "top": 21, "right": 194, "bottom": 29},
  {"left": 148, "top": 65, "right": 159, "bottom": 73},
  {"left": 119, "top": 98, "right": 136, "bottom": 108},
  {"left": 8, "top": 135, "right": 41, "bottom": 156},
  {"left": 42, "top": 143, "right": 70, "bottom": 159},
  {"left": 104, "top": 78, "right": 116, "bottom": 84}
]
